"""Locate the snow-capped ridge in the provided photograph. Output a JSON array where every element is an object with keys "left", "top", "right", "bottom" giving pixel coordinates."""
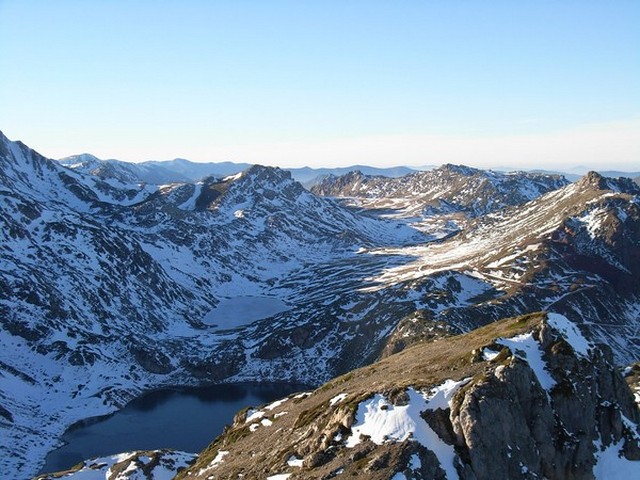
[
  {"left": 311, "top": 162, "right": 570, "bottom": 220},
  {"left": 0, "top": 131, "right": 156, "bottom": 208}
]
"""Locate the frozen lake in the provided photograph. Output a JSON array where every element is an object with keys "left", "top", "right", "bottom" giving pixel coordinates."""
[
  {"left": 40, "top": 383, "right": 309, "bottom": 475},
  {"left": 203, "top": 295, "right": 290, "bottom": 329}
]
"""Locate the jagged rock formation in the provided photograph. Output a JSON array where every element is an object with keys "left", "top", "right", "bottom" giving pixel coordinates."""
[
  {"left": 310, "top": 165, "right": 569, "bottom": 220},
  {"left": 173, "top": 313, "right": 640, "bottom": 479}
]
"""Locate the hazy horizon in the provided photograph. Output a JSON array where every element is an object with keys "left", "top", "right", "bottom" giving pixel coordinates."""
[{"left": 1, "top": 1, "right": 638, "bottom": 171}]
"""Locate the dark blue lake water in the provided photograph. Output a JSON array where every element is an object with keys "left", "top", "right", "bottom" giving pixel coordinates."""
[{"left": 41, "top": 383, "right": 309, "bottom": 474}]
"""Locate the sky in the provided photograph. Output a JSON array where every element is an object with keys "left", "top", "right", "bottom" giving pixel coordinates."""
[{"left": 0, "top": 1, "right": 638, "bottom": 171}]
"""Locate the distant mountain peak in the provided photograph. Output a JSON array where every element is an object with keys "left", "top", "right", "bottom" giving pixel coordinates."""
[
  {"left": 245, "top": 163, "right": 289, "bottom": 178},
  {"left": 576, "top": 170, "right": 640, "bottom": 194},
  {"left": 437, "top": 163, "right": 481, "bottom": 176},
  {"left": 59, "top": 153, "right": 102, "bottom": 163}
]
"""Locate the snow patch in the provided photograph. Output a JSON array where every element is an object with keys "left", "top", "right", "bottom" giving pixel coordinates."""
[
  {"left": 346, "top": 381, "right": 468, "bottom": 480},
  {"left": 483, "top": 348, "right": 501, "bottom": 361},
  {"left": 224, "top": 172, "right": 243, "bottom": 182},
  {"left": 547, "top": 313, "right": 592, "bottom": 356},
  {"left": 177, "top": 183, "right": 202, "bottom": 210},
  {"left": 265, "top": 398, "right": 288, "bottom": 411},
  {"left": 210, "top": 450, "right": 229, "bottom": 467},
  {"left": 425, "top": 378, "right": 470, "bottom": 410},
  {"left": 497, "top": 332, "right": 556, "bottom": 391},
  {"left": 245, "top": 409, "right": 265, "bottom": 423},
  {"left": 330, "top": 393, "right": 348, "bottom": 406},
  {"left": 593, "top": 438, "right": 640, "bottom": 479},
  {"left": 287, "top": 455, "right": 303, "bottom": 467}
]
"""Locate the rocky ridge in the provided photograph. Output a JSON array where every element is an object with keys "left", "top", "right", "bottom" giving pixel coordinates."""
[
  {"left": 163, "top": 313, "right": 639, "bottom": 479},
  {"left": 310, "top": 164, "right": 569, "bottom": 223},
  {"left": 58, "top": 153, "right": 194, "bottom": 185}
]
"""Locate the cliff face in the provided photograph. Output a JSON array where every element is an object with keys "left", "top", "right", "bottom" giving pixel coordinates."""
[
  {"left": 451, "top": 319, "right": 639, "bottom": 480},
  {"left": 175, "top": 313, "right": 639, "bottom": 480}
]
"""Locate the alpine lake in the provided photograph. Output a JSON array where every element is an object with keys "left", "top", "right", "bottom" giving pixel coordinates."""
[
  {"left": 41, "top": 295, "right": 306, "bottom": 474},
  {"left": 41, "top": 382, "right": 310, "bottom": 474}
]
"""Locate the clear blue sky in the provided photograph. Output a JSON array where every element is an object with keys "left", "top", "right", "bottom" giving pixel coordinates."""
[{"left": 1, "top": 1, "right": 638, "bottom": 170}]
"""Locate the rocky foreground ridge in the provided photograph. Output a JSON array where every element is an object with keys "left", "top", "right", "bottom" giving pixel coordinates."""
[{"left": 39, "top": 313, "right": 640, "bottom": 479}]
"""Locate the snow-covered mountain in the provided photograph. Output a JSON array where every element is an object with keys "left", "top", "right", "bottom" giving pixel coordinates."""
[
  {"left": 2, "top": 130, "right": 639, "bottom": 478},
  {"left": 360, "top": 171, "right": 640, "bottom": 363},
  {"left": 59, "top": 153, "right": 194, "bottom": 185},
  {"left": 1, "top": 132, "right": 426, "bottom": 477},
  {"left": 311, "top": 164, "right": 570, "bottom": 218}
]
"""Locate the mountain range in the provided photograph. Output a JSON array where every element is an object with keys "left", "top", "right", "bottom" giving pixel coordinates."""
[
  {"left": 58, "top": 153, "right": 417, "bottom": 187},
  {"left": 56, "top": 153, "right": 640, "bottom": 189},
  {"left": 1, "top": 130, "right": 639, "bottom": 478}
]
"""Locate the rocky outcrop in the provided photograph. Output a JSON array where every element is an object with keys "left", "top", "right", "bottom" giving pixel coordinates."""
[
  {"left": 173, "top": 313, "right": 640, "bottom": 479},
  {"left": 624, "top": 363, "right": 640, "bottom": 407},
  {"left": 451, "top": 322, "right": 638, "bottom": 479}
]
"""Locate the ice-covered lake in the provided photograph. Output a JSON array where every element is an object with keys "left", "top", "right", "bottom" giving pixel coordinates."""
[{"left": 202, "top": 295, "right": 290, "bottom": 329}]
